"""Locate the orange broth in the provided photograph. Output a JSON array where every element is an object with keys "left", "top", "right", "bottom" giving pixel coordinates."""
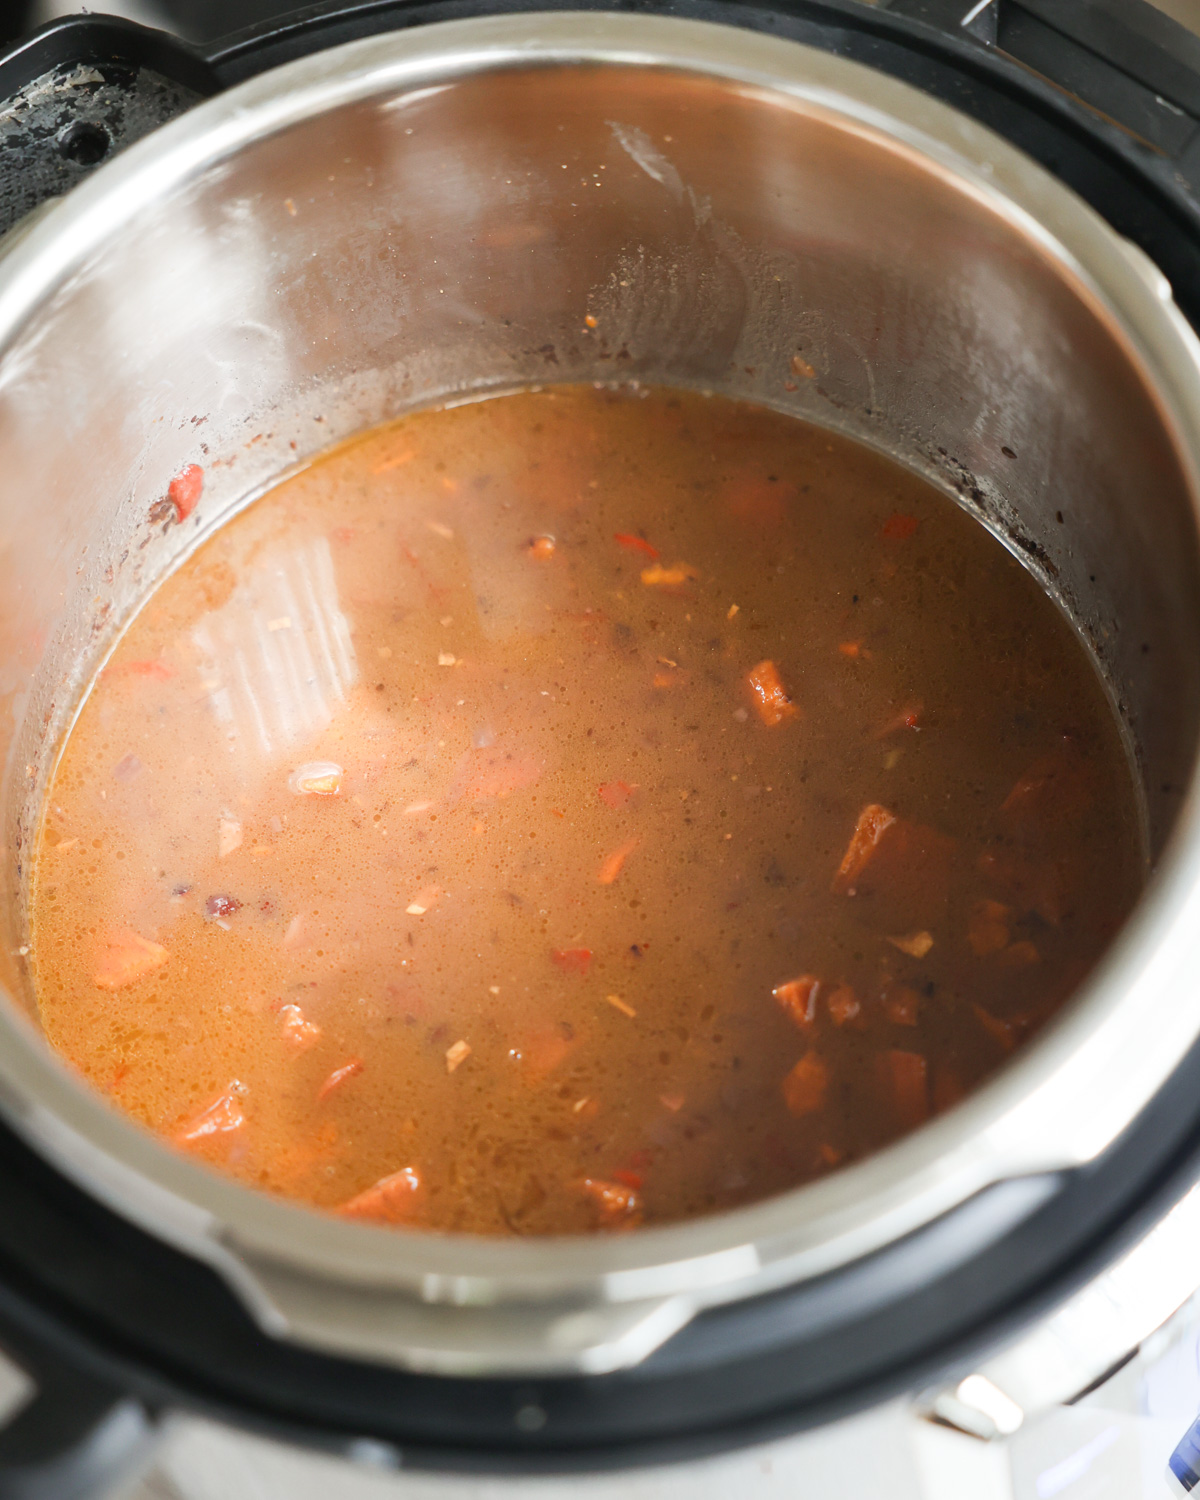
[{"left": 29, "top": 386, "right": 1143, "bottom": 1234}]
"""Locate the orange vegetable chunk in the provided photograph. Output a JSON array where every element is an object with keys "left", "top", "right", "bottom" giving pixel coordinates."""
[
  {"left": 527, "top": 535, "right": 556, "bottom": 560},
  {"left": 833, "top": 804, "right": 956, "bottom": 928},
  {"left": 175, "top": 1082, "right": 244, "bottom": 1144},
  {"left": 598, "top": 837, "right": 639, "bottom": 884},
  {"left": 340, "top": 1166, "right": 424, "bottom": 1225},
  {"left": 826, "top": 985, "right": 862, "bottom": 1027},
  {"left": 614, "top": 532, "right": 659, "bottom": 560},
  {"left": 279, "top": 1003, "right": 322, "bottom": 1050},
  {"left": 881, "top": 512, "right": 918, "bottom": 540},
  {"left": 318, "top": 1058, "right": 363, "bottom": 1100},
  {"left": 884, "top": 1050, "right": 929, "bottom": 1129},
  {"left": 94, "top": 928, "right": 169, "bottom": 991},
  {"left": 782, "top": 1052, "right": 829, "bottom": 1117},
  {"left": 746, "top": 660, "right": 798, "bottom": 726},
  {"left": 579, "top": 1176, "right": 642, "bottom": 1229},
  {"left": 968, "top": 898, "right": 1011, "bottom": 957},
  {"left": 773, "top": 975, "right": 819, "bottom": 1030}
]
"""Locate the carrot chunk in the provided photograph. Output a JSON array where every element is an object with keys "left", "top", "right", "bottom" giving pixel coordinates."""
[
  {"left": 94, "top": 927, "right": 169, "bottom": 991},
  {"left": 318, "top": 1058, "right": 363, "bottom": 1100},
  {"left": 579, "top": 1176, "right": 643, "bottom": 1229},
  {"left": 174, "top": 1082, "right": 245, "bottom": 1144},
  {"left": 612, "top": 1168, "right": 644, "bottom": 1190},
  {"left": 782, "top": 1051, "right": 828, "bottom": 1117},
  {"left": 598, "top": 780, "right": 637, "bottom": 809},
  {"left": 826, "top": 985, "right": 862, "bottom": 1027},
  {"left": 882, "top": 512, "right": 918, "bottom": 540},
  {"left": 598, "top": 837, "right": 639, "bottom": 884},
  {"left": 833, "top": 804, "right": 956, "bottom": 928},
  {"left": 833, "top": 804, "right": 897, "bottom": 890},
  {"left": 527, "top": 535, "right": 556, "bottom": 560},
  {"left": 888, "top": 930, "right": 934, "bottom": 959},
  {"left": 884, "top": 1050, "right": 929, "bottom": 1129},
  {"left": 614, "top": 532, "right": 659, "bottom": 560},
  {"left": 340, "top": 1166, "right": 424, "bottom": 1225},
  {"left": 772, "top": 975, "right": 819, "bottom": 1030},
  {"left": 279, "top": 1003, "right": 322, "bottom": 1050},
  {"left": 883, "top": 985, "right": 921, "bottom": 1027},
  {"left": 552, "top": 947, "right": 593, "bottom": 976},
  {"left": 968, "top": 898, "right": 1011, "bottom": 957},
  {"left": 167, "top": 463, "right": 203, "bottom": 522},
  {"left": 747, "top": 660, "right": 798, "bottom": 726},
  {"left": 1001, "top": 737, "right": 1093, "bottom": 828}
]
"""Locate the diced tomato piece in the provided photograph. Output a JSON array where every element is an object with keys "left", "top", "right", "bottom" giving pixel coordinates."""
[
  {"left": 340, "top": 1166, "right": 424, "bottom": 1225},
  {"left": 833, "top": 805, "right": 956, "bottom": 928},
  {"left": 772, "top": 975, "right": 819, "bottom": 1030},
  {"left": 598, "top": 780, "right": 637, "bottom": 809},
  {"left": 884, "top": 1050, "right": 929, "bottom": 1129},
  {"left": 614, "top": 532, "right": 659, "bottom": 560},
  {"left": 782, "top": 1051, "right": 828, "bottom": 1117},
  {"left": 318, "top": 1058, "right": 363, "bottom": 1100},
  {"left": 598, "top": 837, "right": 639, "bottom": 884},
  {"left": 448, "top": 749, "right": 543, "bottom": 806},
  {"left": 968, "top": 898, "right": 1011, "bottom": 957},
  {"left": 883, "top": 986, "right": 921, "bottom": 1027},
  {"left": 882, "top": 512, "right": 918, "bottom": 540},
  {"left": 826, "top": 985, "right": 862, "bottom": 1027},
  {"left": 838, "top": 641, "right": 862, "bottom": 659},
  {"left": 279, "top": 1003, "right": 321, "bottom": 1049},
  {"left": 746, "top": 660, "right": 798, "bottom": 726},
  {"left": 551, "top": 947, "right": 593, "bottom": 977},
  {"left": 833, "top": 804, "right": 896, "bottom": 890},
  {"left": 167, "top": 463, "right": 203, "bottom": 522},
  {"left": 613, "top": 1168, "right": 644, "bottom": 1190},
  {"left": 174, "top": 1082, "right": 245, "bottom": 1144},
  {"left": 579, "top": 1176, "right": 642, "bottom": 1229},
  {"left": 94, "top": 928, "right": 169, "bottom": 991}
]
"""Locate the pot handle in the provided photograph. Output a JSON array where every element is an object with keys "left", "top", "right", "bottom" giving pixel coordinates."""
[{"left": 0, "top": 1319, "right": 159, "bottom": 1500}]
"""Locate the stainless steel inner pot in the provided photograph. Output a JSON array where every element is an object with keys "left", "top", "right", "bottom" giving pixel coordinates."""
[{"left": 0, "top": 10, "right": 1198, "bottom": 1381}]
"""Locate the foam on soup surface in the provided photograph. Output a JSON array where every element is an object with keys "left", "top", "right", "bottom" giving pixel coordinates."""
[{"left": 30, "top": 386, "right": 1143, "bottom": 1235}]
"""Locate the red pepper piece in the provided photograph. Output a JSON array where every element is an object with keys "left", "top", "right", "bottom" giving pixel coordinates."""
[{"left": 614, "top": 532, "right": 659, "bottom": 560}]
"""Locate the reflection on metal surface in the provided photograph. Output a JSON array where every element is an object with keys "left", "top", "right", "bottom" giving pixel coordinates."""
[{"left": 192, "top": 537, "right": 356, "bottom": 764}]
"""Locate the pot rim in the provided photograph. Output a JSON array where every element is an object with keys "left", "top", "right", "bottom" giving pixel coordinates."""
[{"left": 1, "top": 9, "right": 1199, "bottom": 1371}]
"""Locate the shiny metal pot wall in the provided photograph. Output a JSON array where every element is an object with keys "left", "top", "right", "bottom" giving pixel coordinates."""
[{"left": 0, "top": 12, "right": 1198, "bottom": 1379}]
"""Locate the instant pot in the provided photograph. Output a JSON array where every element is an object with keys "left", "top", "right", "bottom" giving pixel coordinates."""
[{"left": 2, "top": 2, "right": 1200, "bottom": 1497}]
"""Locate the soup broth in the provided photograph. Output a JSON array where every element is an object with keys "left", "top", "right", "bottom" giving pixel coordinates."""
[{"left": 30, "top": 386, "right": 1143, "bottom": 1235}]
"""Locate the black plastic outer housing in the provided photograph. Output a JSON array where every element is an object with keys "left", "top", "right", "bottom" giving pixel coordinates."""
[{"left": 0, "top": 0, "right": 1199, "bottom": 1477}]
